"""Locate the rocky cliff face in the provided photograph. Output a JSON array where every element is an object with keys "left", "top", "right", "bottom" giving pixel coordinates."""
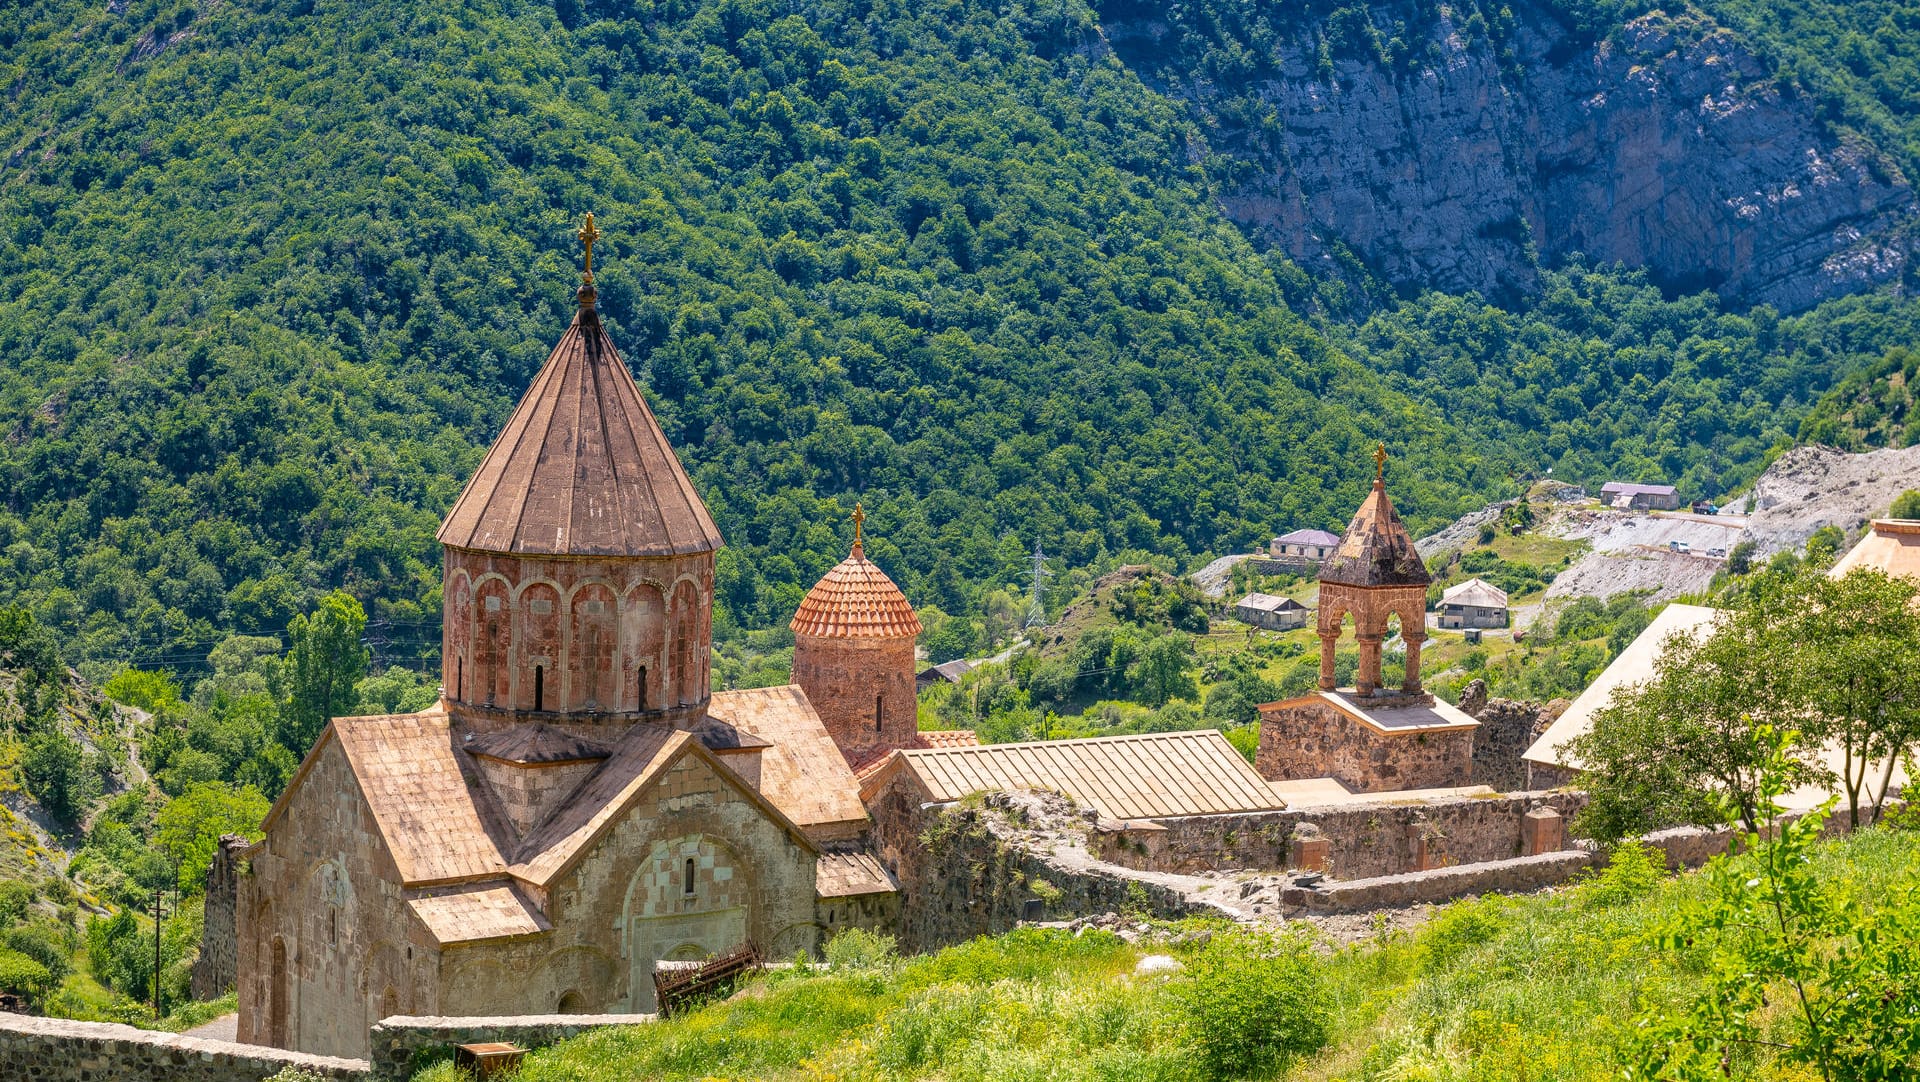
[{"left": 1103, "top": 1, "right": 1915, "bottom": 311}]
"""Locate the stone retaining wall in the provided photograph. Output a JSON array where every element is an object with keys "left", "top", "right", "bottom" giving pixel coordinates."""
[
  {"left": 1093, "top": 791, "right": 1591, "bottom": 878},
  {"left": 0, "top": 1013, "right": 366, "bottom": 1081},
  {"left": 367, "top": 1014, "right": 654, "bottom": 1081},
  {"left": 1282, "top": 850, "right": 1597, "bottom": 913}
]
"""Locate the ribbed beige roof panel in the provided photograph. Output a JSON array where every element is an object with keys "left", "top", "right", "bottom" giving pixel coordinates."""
[
  {"left": 884, "top": 730, "right": 1286, "bottom": 820},
  {"left": 708, "top": 685, "right": 869, "bottom": 830},
  {"left": 437, "top": 290, "right": 723, "bottom": 557},
  {"left": 330, "top": 708, "right": 511, "bottom": 886}
]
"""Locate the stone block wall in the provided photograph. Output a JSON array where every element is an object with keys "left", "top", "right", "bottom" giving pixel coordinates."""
[
  {"left": 1256, "top": 698, "right": 1475, "bottom": 792},
  {"left": 1456, "top": 680, "right": 1561, "bottom": 792},
  {"left": 192, "top": 834, "right": 249, "bottom": 1000},
  {"left": 367, "top": 1014, "right": 653, "bottom": 1082},
  {"left": 865, "top": 784, "right": 1196, "bottom": 953},
  {"left": 0, "top": 1014, "right": 367, "bottom": 1081},
  {"left": 1089, "top": 791, "right": 1591, "bottom": 880},
  {"left": 791, "top": 635, "right": 917, "bottom": 761}
]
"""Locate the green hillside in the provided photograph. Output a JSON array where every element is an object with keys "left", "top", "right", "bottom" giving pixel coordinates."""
[
  {"left": 0, "top": 0, "right": 1914, "bottom": 681},
  {"left": 1799, "top": 345, "right": 1920, "bottom": 449}
]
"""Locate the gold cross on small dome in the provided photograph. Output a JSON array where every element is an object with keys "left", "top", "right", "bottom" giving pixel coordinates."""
[
  {"left": 577, "top": 212, "right": 600, "bottom": 282},
  {"left": 1374, "top": 442, "right": 1388, "bottom": 483},
  {"left": 852, "top": 502, "right": 865, "bottom": 549}
]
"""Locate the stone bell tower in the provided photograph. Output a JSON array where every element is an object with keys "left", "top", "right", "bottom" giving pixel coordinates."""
[
  {"left": 1316, "top": 444, "right": 1431, "bottom": 698},
  {"left": 435, "top": 213, "right": 725, "bottom": 729}
]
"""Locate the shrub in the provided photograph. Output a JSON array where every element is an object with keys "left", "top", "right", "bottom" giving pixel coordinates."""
[
  {"left": 0, "top": 881, "right": 31, "bottom": 925},
  {"left": 1415, "top": 894, "right": 1508, "bottom": 972},
  {"left": 0, "top": 947, "right": 53, "bottom": 1001},
  {"left": 1580, "top": 840, "right": 1665, "bottom": 908},
  {"left": 1171, "top": 931, "right": 1330, "bottom": 1080},
  {"left": 824, "top": 927, "right": 897, "bottom": 972},
  {"left": 6, "top": 924, "right": 72, "bottom": 985}
]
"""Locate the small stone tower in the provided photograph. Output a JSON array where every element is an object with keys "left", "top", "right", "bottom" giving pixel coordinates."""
[
  {"left": 791, "top": 506, "right": 923, "bottom": 764},
  {"left": 436, "top": 213, "right": 725, "bottom": 728},
  {"left": 1316, "top": 445, "right": 1431, "bottom": 697}
]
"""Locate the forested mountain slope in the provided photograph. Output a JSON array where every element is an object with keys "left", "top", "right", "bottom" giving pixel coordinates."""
[{"left": 0, "top": 0, "right": 1913, "bottom": 676}]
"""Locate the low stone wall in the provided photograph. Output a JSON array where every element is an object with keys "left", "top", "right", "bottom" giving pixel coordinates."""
[
  {"left": 1282, "top": 850, "right": 1597, "bottom": 913},
  {"left": 1258, "top": 697, "right": 1477, "bottom": 793},
  {"left": 1093, "top": 791, "right": 1590, "bottom": 879},
  {"left": 366, "top": 1014, "right": 655, "bottom": 1081},
  {"left": 192, "top": 834, "right": 249, "bottom": 1000},
  {"left": 0, "top": 1013, "right": 366, "bottom": 1081}
]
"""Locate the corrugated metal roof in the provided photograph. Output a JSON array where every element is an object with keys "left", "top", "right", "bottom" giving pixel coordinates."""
[
  {"left": 1236, "top": 592, "right": 1306, "bottom": 612},
  {"left": 816, "top": 850, "right": 898, "bottom": 898},
  {"left": 1275, "top": 529, "right": 1340, "bottom": 545},
  {"left": 1599, "top": 481, "right": 1678, "bottom": 497},
  {"left": 866, "top": 730, "right": 1286, "bottom": 820}
]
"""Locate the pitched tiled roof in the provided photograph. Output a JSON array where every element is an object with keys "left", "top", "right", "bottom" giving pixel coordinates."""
[
  {"left": 406, "top": 883, "right": 550, "bottom": 944},
  {"left": 707, "top": 685, "right": 868, "bottom": 831},
  {"left": 816, "top": 850, "right": 898, "bottom": 898},
  {"left": 847, "top": 729, "right": 983, "bottom": 781},
  {"left": 1441, "top": 578, "right": 1508, "bottom": 609},
  {"left": 327, "top": 708, "right": 511, "bottom": 887},
  {"left": 1320, "top": 480, "right": 1431, "bottom": 589},
  {"left": 919, "top": 728, "right": 982, "bottom": 749},
  {"left": 437, "top": 285, "right": 723, "bottom": 557},
  {"left": 1235, "top": 592, "right": 1306, "bottom": 612},
  {"left": 509, "top": 725, "right": 818, "bottom": 888},
  {"left": 465, "top": 723, "right": 611, "bottom": 765},
  {"left": 790, "top": 545, "right": 923, "bottom": 639},
  {"left": 860, "top": 730, "right": 1287, "bottom": 820}
]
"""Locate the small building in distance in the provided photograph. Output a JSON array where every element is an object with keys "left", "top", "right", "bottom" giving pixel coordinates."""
[
  {"left": 1232, "top": 593, "right": 1310, "bottom": 631},
  {"left": 1600, "top": 481, "right": 1681, "bottom": 511},
  {"left": 1268, "top": 528, "right": 1340, "bottom": 569},
  {"left": 1437, "top": 578, "right": 1508, "bottom": 629},
  {"left": 915, "top": 659, "right": 974, "bottom": 690}
]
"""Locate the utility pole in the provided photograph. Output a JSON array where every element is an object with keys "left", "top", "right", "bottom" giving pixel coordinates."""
[
  {"left": 1025, "top": 541, "right": 1051, "bottom": 629},
  {"left": 152, "top": 886, "right": 165, "bottom": 1022}
]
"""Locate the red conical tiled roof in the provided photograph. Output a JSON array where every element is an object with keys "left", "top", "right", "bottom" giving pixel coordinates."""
[
  {"left": 437, "top": 282, "right": 723, "bottom": 558},
  {"left": 1319, "top": 479, "right": 1432, "bottom": 589},
  {"left": 790, "top": 542, "right": 924, "bottom": 639}
]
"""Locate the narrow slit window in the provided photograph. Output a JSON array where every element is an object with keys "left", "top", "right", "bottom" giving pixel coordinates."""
[
  {"left": 638, "top": 665, "right": 648, "bottom": 710},
  {"left": 456, "top": 657, "right": 463, "bottom": 701},
  {"left": 875, "top": 694, "right": 885, "bottom": 732},
  {"left": 534, "top": 665, "right": 545, "bottom": 711},
  {"left": 683, "top": 858, "right": 696, "bottom": 896}
]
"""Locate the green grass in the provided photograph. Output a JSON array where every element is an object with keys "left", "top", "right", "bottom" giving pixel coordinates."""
[{"left": 409, "top": 826, "right": 1920, "bottom": 1081}]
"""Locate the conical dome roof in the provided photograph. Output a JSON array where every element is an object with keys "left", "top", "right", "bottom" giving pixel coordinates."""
[
  {"left": 1319, "top": 479, "right": 1431, "bottom": 589},
  {"left": 791, "top": 541, "right": 923, "bottom": 639},
  {"left": 437, "top": 283, "right": 723, "bottom": 558}
]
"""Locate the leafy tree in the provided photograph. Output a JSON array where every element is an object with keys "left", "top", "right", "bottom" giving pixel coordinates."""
[
  {"left": 101, "top": 670, "right": 183, "bottom": 715},
  {"left": 1172, "top": 930, "right": 1330, "bottom": 1079},
  {"left": 1892, "top": 489, "right": 1920, "bottom": 520},
  {"left": 1783, "top": 567, "right": 1920, "bottom": 827},
  {"left": 1569, "top": 603, "right": 1815, "bottom": 841},
  {"left": 1127, "top": 633, "right": 1198, "bottom": 707},
  {"left": 280, "top": 591, "right": 369, "bottom": 754},
  {"left": 155, "top": 782, "right": 270, "bottom": 893},
  {"left": 1632, "top": 727, "right": 1920, "bottom": 1080},
  {"left": 21, "top": 729, "right": 93, "bottom": 825},
  {"left": 1805, "top": 524, "right": 1848, "bottom": 564}
]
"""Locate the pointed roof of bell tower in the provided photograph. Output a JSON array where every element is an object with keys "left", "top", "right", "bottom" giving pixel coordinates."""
[
  {"left": 790, "top": 504, "right": 923, "bottom": 639},
  {"left": 1318, "top": 443, "right": 1431, "bottom": 589},
  {"left": 438, "top": 215, "right": 723, "bottom": 558}
]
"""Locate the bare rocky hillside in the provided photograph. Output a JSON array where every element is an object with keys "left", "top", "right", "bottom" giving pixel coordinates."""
[{"left": 1105, "top": 0, "right": 1914, "bottom": 311}]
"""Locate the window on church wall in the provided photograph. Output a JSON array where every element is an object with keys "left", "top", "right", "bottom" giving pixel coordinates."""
[
  {"left": 626, "top": 584, "right": 665, "bottom": 711},
  {"left": 521, "top": 583, "right": 561, "bottom": 710},
  {"left": 637, "top": 665, "right": 648, "bottom": 711},
  {"left": 683, "top": 857, "right": 696, "bottom": 896},
  {"left": 534, "top": 665, "right": 545, "bottom": 712},
  {"left": 875, "top": 694, "right": 884, "bottom": 733}
]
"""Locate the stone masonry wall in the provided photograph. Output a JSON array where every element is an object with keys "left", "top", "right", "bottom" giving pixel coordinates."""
[
  {"left": 366, "top": 1014, "right": 653, "bottom": 1082},
  {"left": 1257, "top": 698, "right": 1475, "bottom": 792},
  {"left": 1091, "top": 791, "right": 1591, "bottom": 879},
  {"left": 1456, "top": 680, "right": 1563, "bottom": 792},
  {"left": 791, "top": 634, "right": 918, "bottom": 761},
  {"left": 865, "top": 783, "right": 1195, "bottom": 954},
  {"left": 192, "top": 834, "right": 249, "bottom": 1000},
  {"left": 0, "top": 1014, "right": 367, "bottom": 1081}
]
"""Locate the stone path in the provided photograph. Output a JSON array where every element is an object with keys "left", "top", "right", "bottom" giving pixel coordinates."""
[{"left": 184, "top": 1013, "right": 238, "bottom": 1042}]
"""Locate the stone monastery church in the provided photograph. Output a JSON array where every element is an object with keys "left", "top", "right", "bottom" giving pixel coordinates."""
[
  {"left": 233, "top": 241, "right": 980, "bottom": 1057},
  {"left": 232, "top": 225, "right": 1504, "bottom": 1060}
]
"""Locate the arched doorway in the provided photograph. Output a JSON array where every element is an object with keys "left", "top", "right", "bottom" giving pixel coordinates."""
[{"left": 268, "top": 937, "right": 289, "bottom": 1049}]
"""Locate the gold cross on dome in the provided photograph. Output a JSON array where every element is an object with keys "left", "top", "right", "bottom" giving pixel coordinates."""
[
  {"left": 1374, "top": 442, "right": 1388, "bottom": 483},
  {"left": 577, "top": 212, "right": 600, "bottom": 282},
  {"left": 852, "top": 502, "right": 865, "bottom": 548}
]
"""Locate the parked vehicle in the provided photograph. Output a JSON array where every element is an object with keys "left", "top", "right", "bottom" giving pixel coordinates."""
[{"left": 1669, "top": 540, "right": 1692, "bottom": 554}]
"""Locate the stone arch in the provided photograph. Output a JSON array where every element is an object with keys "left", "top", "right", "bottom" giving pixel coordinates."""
[
  {"left": 473, "top": 576, "right": 514, "bottom": 707},
  {"left": 618, "top": 833, "right": 754, "bottom": 1010},
  {"left": 445, "top": 570, "right": 473, "bottom": 702},
  {"left": 669, "top": 580, "right": 703, "bottom": 706},
  {"left": 268, "top": 936, "right": 289, "bottom": 1049},
  {"left": 557, "top": 991, "right": 585, "bottom": 1014},
  {"left": 624, "top": 582, "right": 667, "bottom": 712},
  {"left": 519, "top": 581, "right": 562, "bottom": 711},
  {"left": 570, "top": 581, "right": 619, "bottom": 711}
]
